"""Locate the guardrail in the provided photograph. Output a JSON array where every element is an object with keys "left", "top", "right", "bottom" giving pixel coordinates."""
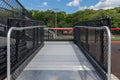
[
  {"left": 7, "top": 25, "right": 45, "bottom": 80},
  {"left": 0, "top": 0, "right": 45, "bottom": 79},
  {"left": 0, "top": 18, "right": 45, "bottom": 80},
  {"left": 74, "top": 26, "right": 111, "bottom": 80}
]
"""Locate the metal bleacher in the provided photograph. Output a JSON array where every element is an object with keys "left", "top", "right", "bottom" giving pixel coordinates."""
[{"left": 0, "top": 0, "right": 119, "bottom": 80}]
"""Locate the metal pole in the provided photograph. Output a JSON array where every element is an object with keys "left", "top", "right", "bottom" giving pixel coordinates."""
[
  {"left": 105, "top": 26, "right": 111, "bottom": 80},
  {"left": 52, "top": 8, "right": 59, "bottom": 35},
  {"left": 55, "top": 12, "right": 57, "bottom": 35},
  {"left": 7, "top": 28, "right": 13, "bottom": 80}
]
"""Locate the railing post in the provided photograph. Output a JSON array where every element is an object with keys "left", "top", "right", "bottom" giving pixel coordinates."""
[
  {"left": 107, "top": 17, "right": 111, "bottom": 29},
  {"left": 7, "top": 28, "right": 13, "bottom": 80},
  {"left": 105, "top": 26, "right": 111, "bottom": 80},
  {"left": 85, "top": 28, "right": 89, "bottom": 50},
  {"left": 7, "top": 19, "right": 11, "bottom": 31},
  {"left": 33, "top": 28, "right": 35, "bottom": 47},
  {"left": 100, "top": 29, "right": 104, "bottom": 65}
]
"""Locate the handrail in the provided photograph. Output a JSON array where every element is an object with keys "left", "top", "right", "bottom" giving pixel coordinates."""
[
  {"left": 44, "top": 28, "right": 73, "bottom": 31},
  {"left": 7, "top": 25, "right": 45, "bottom": 80},
  {"left": 75, "top": 26, "right": 111, "bottom": 80}
]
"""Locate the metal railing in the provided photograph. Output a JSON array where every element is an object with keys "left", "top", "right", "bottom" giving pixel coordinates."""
[
  {"left": 0, "top": 18, "right": 45, "bottom": 80},
  {"left": 74, "top": 26, "right": 111, "bottom": 80},
  {"left": 0, "top": 0, "right": 46, "bottom": 79},
  {"left": 7, "top": 25, "right": 45, "bottom": 80}
]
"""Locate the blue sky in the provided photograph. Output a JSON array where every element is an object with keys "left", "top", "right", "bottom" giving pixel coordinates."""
[{"left": 19, "top": 0, "right": 120, "bottom": 14}]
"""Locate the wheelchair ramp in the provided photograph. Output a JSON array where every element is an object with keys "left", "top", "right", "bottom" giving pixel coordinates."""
[{"left": 16, "top": 41, "right": 102, "bottom": 80}]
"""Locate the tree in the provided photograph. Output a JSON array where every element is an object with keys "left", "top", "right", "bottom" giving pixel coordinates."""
[{"left": 29, "top": 7, "right": 120, "bottom": 28}]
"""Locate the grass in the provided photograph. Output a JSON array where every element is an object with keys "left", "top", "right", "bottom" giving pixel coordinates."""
[{"left": 112, "top": 37, "right": 120, "bottom": 41}]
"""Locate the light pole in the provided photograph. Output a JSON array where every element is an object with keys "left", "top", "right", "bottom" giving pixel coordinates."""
[
  {"left": 52, "top": 8, "right": 59, "bottom": 35},
  {"left": 55, "top": 11, "right": 57, "bottom": 30}
]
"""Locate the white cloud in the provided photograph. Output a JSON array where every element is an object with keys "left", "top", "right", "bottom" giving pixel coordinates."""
[
  {"left": 43, "top": 2, "right": 48, "bottom": 6},
  {"left": 91, "top": 0, "right": 120, "bottom": 10},
  {"left": 67, "top": 0, "right": 82, "bottom": 7},
  {"left": 79, "top": 0, "right": 120, "bottom": 10},
  {"left": 79, "top": 6, "right": 87, "bottom": 10}
]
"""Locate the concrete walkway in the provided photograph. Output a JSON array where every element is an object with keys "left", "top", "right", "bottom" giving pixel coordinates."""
[{"left": 17, "top": 41, "right": 102, "bottom": 80}]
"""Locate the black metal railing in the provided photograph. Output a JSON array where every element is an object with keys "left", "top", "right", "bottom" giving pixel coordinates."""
[
  {"left": 0, "top": 18, "right": 45, "bottom": 80},
  {"left": 74, "top": 18, "right": 111, "bottom": 80}
]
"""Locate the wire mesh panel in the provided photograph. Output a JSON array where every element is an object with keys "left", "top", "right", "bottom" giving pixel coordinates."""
[
  {"left": 74, "top": 18, "right": 111, "bottom": 80},
  {"left": 0, "top": 0, "right": 44, "bottom": 79},
  {"left": 74, "top": 27, "right": 110, "bottom": 80},
  {"left": 10, "top": 28, "right": 44, "bottom": 80},
  {"left": 0, "top": 18, "right": 44, "bottom": 80}
]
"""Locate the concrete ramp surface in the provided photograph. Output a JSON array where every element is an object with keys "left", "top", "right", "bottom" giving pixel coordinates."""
[{"left": 17, "top": 41, "right": 102, "bottom": 80}]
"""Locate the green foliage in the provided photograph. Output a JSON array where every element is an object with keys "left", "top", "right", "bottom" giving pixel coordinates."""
[
  {"left": 29, "top": 7, "right": 120, "bottom": 28},
  {"left": 112, "top": 37, "right": 120, "bottom": 41}
]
